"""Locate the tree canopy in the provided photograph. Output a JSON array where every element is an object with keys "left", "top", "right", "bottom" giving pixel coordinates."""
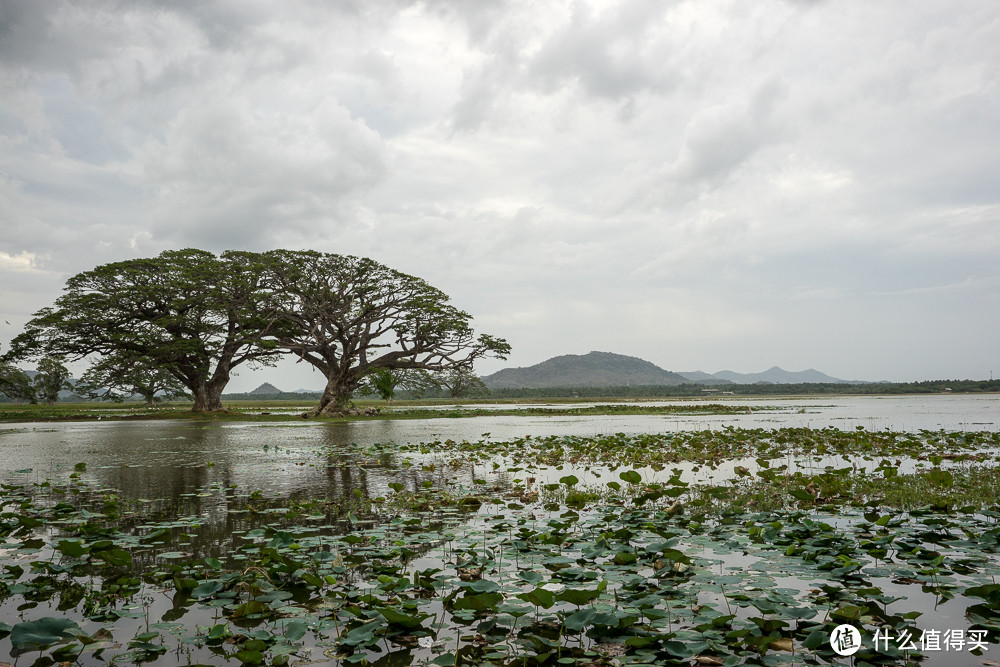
[
  {"left": 75, "top": 350, "right": 191, "bottom": 406},
  {"left": 32, "top": 356, "right": 73, "bottom": 405},
  {"left": 4, "top": 249, "right": 509, "bottom": 415},
  {"left": 258, "top": 250, "right": 510, "bottom": 415},
  {"left": 358, "top": 368, "right": 444, "bottom": 401},
  {"left": 433, "top": 367, "right": 491, "bottom": 399},
  {"left": 5, "top": 249, "right": 280, "bottom": 412},
  {"left": 0, "top": 345, "right": 36, "bottom": 403}
]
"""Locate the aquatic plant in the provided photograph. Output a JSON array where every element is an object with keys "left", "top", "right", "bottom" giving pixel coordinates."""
[{"left": 0, "top": 426, "right": 998, "bottom": 664}]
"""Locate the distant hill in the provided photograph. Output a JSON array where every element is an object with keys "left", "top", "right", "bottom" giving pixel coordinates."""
[
  {"left": 222, "top": 388, "right": 323, "bottom": 401},
  {"left": 482, "top": 351, "right": 693, "bottom": 389},
  {"left": 248, "top": 382, "right": 283, "bottom": 395},
  {"left": 675, "top": 370, "right": 718, "bottom": 382},
  {"left": 679, "top": 366, "right": 849, "bottom": 384}
]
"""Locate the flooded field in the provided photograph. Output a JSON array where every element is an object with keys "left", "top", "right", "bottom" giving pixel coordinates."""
[{"left": 0, "top": 395, "right": 998, "bottom": 666}]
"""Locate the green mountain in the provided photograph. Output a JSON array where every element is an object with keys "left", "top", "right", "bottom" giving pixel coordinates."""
[
  {"left": 482, "top": 351, "right": 692, "bottom": 389},
  {"left": 248, "top": 382, "right": 283, "bottom": 395}
]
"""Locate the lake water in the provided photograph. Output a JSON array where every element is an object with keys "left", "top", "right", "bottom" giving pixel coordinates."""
[
  {"left": 1, "top": 394, "right": 998, "bottom": 665},
  {"left": 390, "top": 394, "right": 1000, "bottom": 432},
  {"left": 1, "top": 395, "right": 998, "bottom": 499}
]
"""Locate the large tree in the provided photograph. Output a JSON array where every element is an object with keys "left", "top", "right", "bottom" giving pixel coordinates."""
[
  {"left": 75, "top": 350, "right": 191, "bottom": 406},
  {"left": 434, "top": 367, "right": 490, "bottom": 399},
  {"left": 5, "top": 249, "right": 279, "bottom": 412},
  {"left": 32, "top": 356, "right": 73, "bottom": 405},
  {"left": 358, "top": 368, "right": 437, "bottom": 401},
  {"left": 260, "top": 250, "right": 510, "bottom": 416},
  {"left": 0, "top": 346, "right": 36, "bottom": 403}
]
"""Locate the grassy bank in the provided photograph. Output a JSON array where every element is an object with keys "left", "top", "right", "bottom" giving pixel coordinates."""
[{"left": 0, "top": 399, "right": 780, "bottom": 423}]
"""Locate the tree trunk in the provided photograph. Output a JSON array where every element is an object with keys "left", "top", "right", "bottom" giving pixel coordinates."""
[
  {"left": 312, "top": 377, "right": 352, "bottom": 416},
  {"left": 191, "top": 382, "right": 225, "bottom": 412},
  {"left": 189, "top": 362, "right": 231, "bottom": 412},
  {"left": 138, "top": 387, "right": 156, "bottom": 407}
]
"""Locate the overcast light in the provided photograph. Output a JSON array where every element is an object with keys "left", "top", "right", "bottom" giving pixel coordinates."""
[{"left": 1, "top": 0, "right": 998, "bottom": 391}]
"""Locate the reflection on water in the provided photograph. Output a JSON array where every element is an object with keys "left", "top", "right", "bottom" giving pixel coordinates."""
[
  {"left": 0, "top": 395, "right": 997, "bottom": 496},
  {"left": 1, "top": 395, "right": 998, "bottom": 666}
]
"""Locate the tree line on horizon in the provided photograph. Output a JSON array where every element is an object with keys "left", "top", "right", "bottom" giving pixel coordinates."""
[
  {"left": 0, "top": 249, "right": 509, "bottom": 415},
  {"left": 483, "top": 379, "right": 1000, "bottom": 399}
]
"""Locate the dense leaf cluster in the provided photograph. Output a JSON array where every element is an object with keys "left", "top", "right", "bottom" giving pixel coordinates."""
[{"left": 2, "top": 249, "right": 509, "bottom": 414}]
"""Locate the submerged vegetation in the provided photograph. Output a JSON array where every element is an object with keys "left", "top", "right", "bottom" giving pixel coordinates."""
[{"left": 0, "top": 426, "right": 998, "bottom": 665}]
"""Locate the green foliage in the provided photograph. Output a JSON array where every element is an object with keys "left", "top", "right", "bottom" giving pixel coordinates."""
[
  {"left": 75, "top": 350, "right": 190, "bottom": 405},
  {"left": 359, "top": 368, "right": 400, "bottom": 401},
  {"left": 10, "top": 617, "right": 81, "bottom": 656},
  {"left": 5, "top": 250, "right": 508, "bottom": 416},
  {"left": 0, "top": 346, "right": 35, "bottom": 403},
  {"left": 6, "top": 249, "right": 282, "bottom": 412},
  {"left": 32, "top": 355, "right": 72, "bottom": 405},
  {"left": 358, "top": 368, "right": 435, "bottom": 401},
  {"left": 258, "top": 250, "right": 509, "bottom": 414},
  {"left": 434, "top": 367, "right": 490, "bottom": 399},
  {"left": 0, "top": 425, "right": 999, "bottom": 665}
]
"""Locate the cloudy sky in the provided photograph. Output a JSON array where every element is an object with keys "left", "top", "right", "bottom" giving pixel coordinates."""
[{"left": 1, "top": 0, "right": 998, "bottom": 391}]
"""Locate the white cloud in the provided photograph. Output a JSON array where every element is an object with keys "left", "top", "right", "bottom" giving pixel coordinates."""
[
  {"left": 143, "top": 95, "right": 386, "bottom": 247},
  {"left": 0, "top": 250, "right": 42, "bottom": 272},
  {"left": 1, "top": 0, "right": 999, "bottom": 384}
]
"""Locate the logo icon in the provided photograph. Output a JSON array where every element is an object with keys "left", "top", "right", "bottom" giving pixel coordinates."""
[{"left": 830, "top": 624, "right": 862, "bottom": 656}]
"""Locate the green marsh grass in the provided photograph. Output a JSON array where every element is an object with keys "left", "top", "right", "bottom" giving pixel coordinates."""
[{"left": 0, "top": 399, "right": 776, "bottom": 423}]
